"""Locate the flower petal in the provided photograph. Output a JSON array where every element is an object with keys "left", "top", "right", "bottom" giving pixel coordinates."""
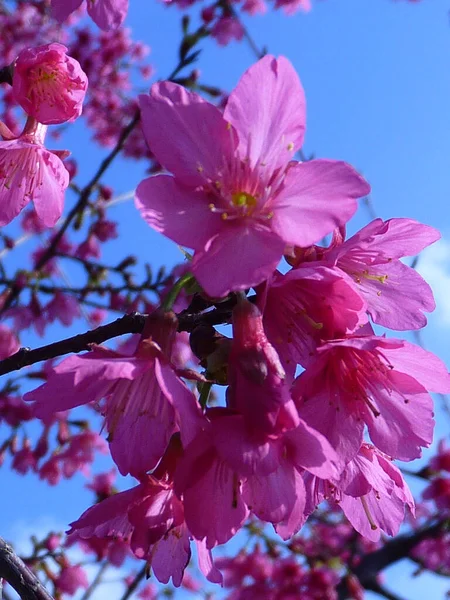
[
  {"left": 32, "top": 150, "right": 68, "bottom": 227},
  {"left": 224, "top": 55, "right": 306, "bottom": 170},
  {"left": 192, "top": 224, "right": 285, "bottom": 297},
  {"left": 271, "top": 160, "right": 370, "bottom": 246},
  {"left": 87, "top": 0, "right": 128, "bottom": 30},
  {"left": 139, "top": 83, "right": 236, "bottom": 187},
  {"left": 135, "top": 175, "right": 221, "bottom": 250}
]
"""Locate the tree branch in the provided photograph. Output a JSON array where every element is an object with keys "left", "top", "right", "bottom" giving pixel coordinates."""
[
  {"left": 0, "top": 305, "right": 234, "bottom": 376},
  {"left": 337, "top": 520, "right": 448, "bottom": 600},
  {"left": 0, "top": 536, "right": 55, "bottom": 600}
]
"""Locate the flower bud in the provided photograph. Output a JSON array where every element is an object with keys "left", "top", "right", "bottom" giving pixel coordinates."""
[{"left": 13, "top": 43, "right": 88, "bottom": 125}]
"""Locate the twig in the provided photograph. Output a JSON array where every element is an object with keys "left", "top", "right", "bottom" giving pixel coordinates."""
[
  {"left": 0, "top": 536, "right": 55, "bottom": 600},
  {"left": 118, "top": 565, "right": 146, "bottom": 600},
  {"left": 337, "top": 520, "right": 448, "bottom": 600},
  {"left": 79, "top": 562, "right": 109, "bottom": 600},
  {"left": 0, "top": 304, "right": 234, "bottom": 376}
]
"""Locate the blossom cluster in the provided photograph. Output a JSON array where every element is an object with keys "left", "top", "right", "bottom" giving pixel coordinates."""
[{"left": 20, "top": 55, "right": 450, "bottom": 588}]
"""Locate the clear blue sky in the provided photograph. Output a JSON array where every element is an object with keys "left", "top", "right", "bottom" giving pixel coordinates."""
[{"left": 1, "top": 0, "right": 450, "bottom": 598}]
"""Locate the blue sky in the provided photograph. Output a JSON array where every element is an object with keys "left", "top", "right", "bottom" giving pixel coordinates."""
[{"left": 1, "top": 0, "right": 450, "bottom": 598}]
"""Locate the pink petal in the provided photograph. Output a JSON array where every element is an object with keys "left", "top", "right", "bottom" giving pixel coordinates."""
[
  {"left": 176, "top": 434, "right": 248, "bottom": 548},
  {"left": 381, "top": 340, "right": 450, "bottom": 393},
  {"left": 224, "top": 55, "right": 306, "bottom": 170},
  {"left": 339, "top": 492, "right": 405, "bottom": 541},
  {"left": 285, "top": 420, "right": 342, "bottom": 479},
  {"left": 293, "top": 368, "right": 364, "bottom": 464},
  {"left": 154, "top": 358, "right": 205, "bottom": 447},
  {"left": 196, "top": 539, "right": 223, "bottom": 584},
  {"left": 51, "top": 0, "right": 83, "bottom": 23},
  {"left": 151, "top": 525, "right": 191, "bottom": 587},
  {"left": 87, "top": 0, "right": 128, "bottom": 30},
  {"left": 139, "top": 83, "right": 236, "bottom": 187},
  {"left": 68, "top": 486, "right": 140, "bottom": 539},
  {"left": 243, "top": 459, "right": 304, "bottom": 524},
  {"left": 211, "top": 415, "right": 281, "bottom": 477},
  {"left": 135, "top": 175, "right": 221, "bottom": 250},
  {"left": 274, "top": 491, "right": 307, "bottom": 540},
  {"left": 359, "top": 218, "right": 440, "bottom": 259},
  {"left": 32, "top": 150, "right": 68, "bottom": 227},
  {"left": 25, "top": 350, "right": 149, "bottom": 419},
  {"left": 354, "top": 261, "right": 435, "bottom": 330},
  {"left": 364, "top": 372, "right": 434, "bottom": 461},
  {"left": 337, "top": 446, "right": 394, "bottom": 498},
  {"left": 106, "top": 373, "right": 177, "bottom": 477},
  {"left": 192, "top": 224, "right": 285, "bottom": 297},
  {"left": 271, "top": 160, "right": 370, "bottom": 246}
]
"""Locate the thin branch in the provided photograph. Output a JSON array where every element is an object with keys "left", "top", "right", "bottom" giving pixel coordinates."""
[
  {"left": 0, "top": 313, "right": 147, "bottom": 375},
  {"left": 0, "top": 536, "right": 55, "bottom": 600},
  {"left": 118, "top": 565, "right": 146, "bottom": 600},
  {"left": 79, "top": 562, "right": 109, "bottom": 600},
  {"left": 337, "top": 520, "right": 448, "bottom": 599},
  {"left": 0, "top": 304, "right": 234, "bottom": 376}
]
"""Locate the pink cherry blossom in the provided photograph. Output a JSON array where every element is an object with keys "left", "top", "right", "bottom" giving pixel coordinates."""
[
  {"left": 12, "top": 43, "right": 88, "bottom": 125},
  {"left": 175, "top": 403, "right": 339, "bottom": 547},
  {"left": 136, "top": 55, "right": 370, "bottom": 298},
  {"left": 55, "top": 565, "right": 89, "bottom": 595},
  {"left": 336, "top": 444, "right": 415, "bottom": 541},
  {"left": 25, "top": 311, "right": 202, "bottom": 477},
  {"left": 45, "top": 292, "right": 81, "bottom": 326},
  {"left": 293, "top": 334, "right": 450, "bottom": 462},
  {"left": 261, "top": 265, "right": 366, "bottom": 370},
  {"left": 0, "top": 117, "right": 69, "bottom": 226},
  {"left": 68, "top": 444, "right": 222, "bottom": 587},
  {"left": 51, "top": 0, "right": 129, "bottom": 31},
  {"left": 321, "top": 218, "right": 440, "bottom": 330},
  {"left": 302, "top": 444, "right": 415, "bottom": 542},
  {"left": 211, "top": 17, "right": 245, "bottom": 46}
]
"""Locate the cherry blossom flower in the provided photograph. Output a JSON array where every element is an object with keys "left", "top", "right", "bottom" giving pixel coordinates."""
[
  {"left": 68, "top": 442, "right": 222, "bottom": 586},
  {"left": 260, "top": 265, "right": 366, "bottom": 370},
  {"left": 0, "top": 117, "right": 69, "bottom": 226},
  {"left": 292, "top": 334, "right": 450, "bottom": 462},
  {"left": 55, "top": 565, "right": 89, "bottom": 596},
  {"left": 322, "top": 218, "right": 440, "bottom": 330},
  {"left": 136, "top": 55, "right": 370, "bottom": 298},
  {"left": 25, "top": 311, "right": 203, "bottom": 477},
  {"left": 12, "top": 43, "right": 88, "bottom": 125},
  {"left": 336, "top": 444, "right": 415, "bottom": 541},
  {"left": 175, "top": 403, "right": 340, "bottom": 548}
]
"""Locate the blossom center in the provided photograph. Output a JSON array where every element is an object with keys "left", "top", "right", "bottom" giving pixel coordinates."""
[
  {"left": 232, "top": 191, "right": 257, "bottom": 210},
  {"left": 29, "top": 66, "right": 65, "bottom": 108}
]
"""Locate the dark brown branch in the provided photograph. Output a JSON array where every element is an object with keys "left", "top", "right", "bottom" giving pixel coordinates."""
[
  {"left": 0, "top": 313, "right": 147, "bottom": 375},
  {"left": 337, "top": 520, "right": 448, "bottom": 600},
  {"left": 0, "top": 536, "right": 55, "bottom": 600},
  {"left": 0, "top": 305, "right": 233, "bottom": 376}
]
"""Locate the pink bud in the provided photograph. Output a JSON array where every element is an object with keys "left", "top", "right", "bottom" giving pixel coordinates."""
[{"left": 13, "top": 43, "right": 88, "bottom": 125}]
